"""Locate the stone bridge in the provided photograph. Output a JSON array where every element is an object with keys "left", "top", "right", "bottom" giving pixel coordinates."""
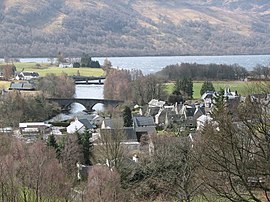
[{"left": 47, "top": 98, "right": 123, "bottom": 111}]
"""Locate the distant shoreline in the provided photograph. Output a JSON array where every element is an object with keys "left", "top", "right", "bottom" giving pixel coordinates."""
[{"left": 1, "top": 53, "right": 270, "bottom": 59}]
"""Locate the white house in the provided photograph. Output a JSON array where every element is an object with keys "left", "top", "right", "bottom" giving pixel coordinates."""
[
  {"left": 67, "top": 118, "right": 95, "bottom": 134},
  {"left": 59, "top": 63, "right": 73, "bottom": 68},
  {"left": 16, "top": 72, "right": 39, "bottom": 80}
]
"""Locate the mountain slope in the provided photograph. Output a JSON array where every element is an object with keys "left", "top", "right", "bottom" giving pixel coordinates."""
[{"left": 0, "top": 0, "right": 269, "bottom": 57}]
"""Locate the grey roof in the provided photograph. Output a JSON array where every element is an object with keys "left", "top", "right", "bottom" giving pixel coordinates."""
[
  {"left": 9, "top": 82, "right": 35, "bottom": 90},
  {"left": 79, "top": 119, "right": 95, "bottom": 129},
  {"left": 123, "top": 127, "right": 137, "bottom": 141},
  {"left": 103, "top": 118, "right": 123, "bottom": 129},
  {"left": 100, "top": 128, "right": 138, "bottom": 142},
  {"left": 133, "top": 116, "right": 155, "bottom": 127}
]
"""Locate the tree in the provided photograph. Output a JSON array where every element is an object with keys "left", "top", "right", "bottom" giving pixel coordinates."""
[
  {"left": 80, "top": 53, "right": 91, "bottom": 67},
  {"left": 196, "top": 94, "right": 270, "bottom": 202},
  {"left": 123, "top": 135, "right": 201, "bottom": 201},
  {"left": 104, "top": 69, "right": 132, "bottom": 101},
  {"left": 93, "top": 127, "right": 125, "bottom": 170},
  {"left": 103, "top": 58, "right": 112, "bottom": 69},
  {"left": 60, "top": 135, "right": 83, "bottom": 179},
  {"left": 47, "top": 134, "right": 60, "bottom": 158},
  {"left": 85, "top": 165, "right": 123, "bottom": 202},
  {"left": 0, "top": 92, "right": 58, "bottom": 127},
  {"left": 73, "top": 62, "right": 80, "bottom": 68},
  {"left": 200, "top": 81, "right": 215, "bottom": 96},
  {"left": 123, "top": 106, "right": 133, "bottom": 127},
  {"left": 175, "top": 78, "right": 193, "bottom": 99},
  {"left": 167, "top": 90, "right": 184, "bottom": 104},
  {"left": 80, "top": 53, "right": 100, "bottom": 68},
  {"left": 0, "top": 65, "right": 16, "bottom": 80},
  {"left": 131, "top": 74, "right": 166, "bottom": 105},
  {"left": 77, "top": 130, "right": 93, "bottom": 165},
  {"left": 57, "top": 51, "right": 65, "bottom": 64},
  {"left": 37, "top": 73, "right": 75, "bottom": 98}
]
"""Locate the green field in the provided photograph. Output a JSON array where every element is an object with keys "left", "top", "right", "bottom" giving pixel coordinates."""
[
  {"left": 14, "top": 62, "right": 104, "bottom": 77},
  {"left": 165, "top": 81, "right": 261, "bottom": 99}
]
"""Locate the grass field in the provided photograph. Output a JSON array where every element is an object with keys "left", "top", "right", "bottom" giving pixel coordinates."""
[
  {"left": 14, "top": 62, "right": 104, "bottom": 77},
  {"left": 165, "top": 81, "right": 260, "bottom": 99}
]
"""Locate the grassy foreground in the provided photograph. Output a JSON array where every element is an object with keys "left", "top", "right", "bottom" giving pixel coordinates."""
[
  {"left": 165, "top": 81, "right": 260, "bottom": 99},
  {"left": 14, "top": 62, "right": 104, "bottom": 77}
]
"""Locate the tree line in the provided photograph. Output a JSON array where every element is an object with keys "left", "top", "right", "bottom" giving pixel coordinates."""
[{"left": 156, "top": 63, "right": 249, "bottom": 81}]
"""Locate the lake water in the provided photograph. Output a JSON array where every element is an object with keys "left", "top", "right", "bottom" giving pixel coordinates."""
[{"left": 18, "top": 55, "right": 270, "bottom": 74}]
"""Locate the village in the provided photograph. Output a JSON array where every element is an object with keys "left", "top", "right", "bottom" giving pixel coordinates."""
[{"left": 0, "top": 59, "right": 269, "bottom": 201}]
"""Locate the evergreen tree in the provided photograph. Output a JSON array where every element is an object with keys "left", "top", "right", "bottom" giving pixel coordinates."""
[
  {"left": 80, "top": 53, "right": 91, "bottom": 67},
  {"left": 174, "top": 79, "right": 181, "bottom": 93},
  {"left": 168, "top": 90, "right": 184, "bottom": 104},
  {"left": 77, "top": 130, "right": 92, "bottom": 165},
  {"left": 80, "top": 53, "right": 100, "bottom": 68},
  {"left": 200, "top": 81, "right": 215, "bottom": 96},
  {"left": 186, "top": 78, "right": 193, "bottom": 99},
  {"left": 123, "top": 106, "right": 133, "bottom": 127},
  {"left": 176, "top": 77, "right": 193, "bottom": 99},
  {"left": 47, "top": 134, "right": 60, "bottom": 157},
  {"left": 212, "top": 88, "right": 227, "bottom": 120}
]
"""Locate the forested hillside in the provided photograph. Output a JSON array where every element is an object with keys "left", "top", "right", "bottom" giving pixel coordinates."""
[{"left": 0, "top": 0, "right": 270, "bottom": 57}]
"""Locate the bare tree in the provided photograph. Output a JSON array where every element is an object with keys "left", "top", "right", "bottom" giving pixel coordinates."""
[
  {"left": 122, "top": 134, "right": 201, "bottom": 201},
  {"left": 84, "top": 165, "right": 123, "bottom": 202},
  {"left": 196, "top": 95, "right": 270, "bottom": 201},
  {"left": 93, "top": 128, "right": 125, "bottom": 170}
]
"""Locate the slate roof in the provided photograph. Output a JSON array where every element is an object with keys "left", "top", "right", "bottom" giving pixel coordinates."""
[
  {"left": 100, "top": 127, "right": 138, "bottom": 142},
  {"left": 79, "top": 119, "right": 95, "bottom": 129},
  {"left": 102, "top": 118, "right": 123, "bottom": 129},
  {"left": 123, "top": 127, "right": 137, "bottom": 141},
  {"left": 133, "top": 116, "right": 155, "bottom": 127}
]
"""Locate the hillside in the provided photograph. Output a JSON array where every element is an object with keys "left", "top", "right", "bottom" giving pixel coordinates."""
[{"left": 0, "top": 0, "right": 270, "bottom": 57}]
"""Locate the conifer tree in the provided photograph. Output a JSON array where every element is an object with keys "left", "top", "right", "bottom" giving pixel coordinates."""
[
  {"left": 123, "top": 106, "right": 133, "bottom": 127},
  {"left": 200, "top": 81, "right": 215, "bottom": 96},
  {"left": 47, "top": 134, "right": 60, "bottom": 158},
  {"left": 77, "top": 130, "right": 92, "bottom": 165}
]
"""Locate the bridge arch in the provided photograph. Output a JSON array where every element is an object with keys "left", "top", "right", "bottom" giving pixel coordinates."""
[{"left": 47, "top": 98, "right": 123, "bottom": 112}]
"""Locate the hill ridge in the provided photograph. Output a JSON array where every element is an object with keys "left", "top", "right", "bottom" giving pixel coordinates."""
[{"left": 0, "top": 0, "right": 269, "bottom": 57}]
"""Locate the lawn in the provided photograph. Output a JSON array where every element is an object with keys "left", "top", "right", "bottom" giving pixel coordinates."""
[
  {"left": 14, "top": 62, "right": 104, "bottom": 77},
  {"left": 165, "top": 81, "right": 259, "bottom": 99}
]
